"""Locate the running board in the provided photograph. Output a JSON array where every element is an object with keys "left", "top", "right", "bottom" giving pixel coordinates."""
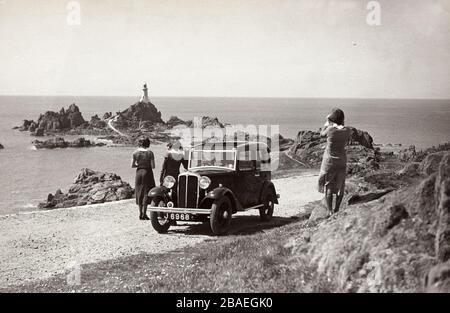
[{"left": 240, "top": 204, "right": 264, "bottom": 211}]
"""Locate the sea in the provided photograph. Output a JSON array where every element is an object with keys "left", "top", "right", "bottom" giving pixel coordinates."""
[{"left": 0, "top": 96, "right": 449, "bottom": 215}]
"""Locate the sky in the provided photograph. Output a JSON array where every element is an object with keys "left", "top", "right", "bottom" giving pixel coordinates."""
[{"left": 0, "top": 0, "right": 449, "bottom": 98}]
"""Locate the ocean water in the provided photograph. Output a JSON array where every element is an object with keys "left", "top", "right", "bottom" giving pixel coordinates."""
[{"left": 0, "top": 96, "right": 449, "bottom": 215}]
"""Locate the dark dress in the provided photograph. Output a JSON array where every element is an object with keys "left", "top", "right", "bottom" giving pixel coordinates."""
[
  {"left": 318, "top": 126, "right": 351, "bottom": 194},
  {"left": 160, "top": 150, "right": 188, "bottom": 187},
  {"left": 133, "top": 149, "right": 156, "bottom": 206}
]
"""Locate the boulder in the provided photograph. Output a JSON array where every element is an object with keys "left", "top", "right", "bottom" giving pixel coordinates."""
[
  {"left": 397, "top": 162, "right": 420, "bottom": 177},
  {"left": 38, "top": 168, "right": 133, "bottom": 209},
  {"left": 348, "top": 127, "right": 374, "bottom": 150},
  {"left": 0, "top": 143, "right": 3, "bottom": 149},
  {"left": 419, "top": 152, "right": 447, "bottom": 175},
  {"left": 426, "top": 260, "right": 450, "bottom": 293},
  {"left": 103, "top": 112, "right": 112, "bottom": 120}
]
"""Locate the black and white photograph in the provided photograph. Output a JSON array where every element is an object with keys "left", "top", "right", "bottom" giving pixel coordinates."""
[{"left": 0, "top": 0, "right": 449, "bottom": 301}]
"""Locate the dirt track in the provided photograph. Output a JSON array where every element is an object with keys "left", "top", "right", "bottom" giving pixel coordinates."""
[{"left": 0, "top": 173, "right": 321, "bottom": 287}]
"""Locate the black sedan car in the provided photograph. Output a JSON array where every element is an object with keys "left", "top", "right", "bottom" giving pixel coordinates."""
[{"left": 148, "top": 141, "right": 279, "bottom": 235}]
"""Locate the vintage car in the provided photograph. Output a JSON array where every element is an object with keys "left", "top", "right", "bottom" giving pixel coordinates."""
[{"left": 147, "top": 141, "right": 279, "bottom": 235}]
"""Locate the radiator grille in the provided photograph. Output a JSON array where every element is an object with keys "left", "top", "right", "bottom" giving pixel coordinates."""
[{"left": 178, "top": 174, "right": 199, "bottom": 208}]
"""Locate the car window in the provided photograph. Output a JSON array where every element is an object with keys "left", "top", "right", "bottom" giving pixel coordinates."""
[{"left": 190, "top": 150, "right": 236, "bottom": 169}]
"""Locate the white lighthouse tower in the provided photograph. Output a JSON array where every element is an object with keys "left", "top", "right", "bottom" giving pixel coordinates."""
[{"left": 140, "top": 82, "right": 150, "bottom": 104}]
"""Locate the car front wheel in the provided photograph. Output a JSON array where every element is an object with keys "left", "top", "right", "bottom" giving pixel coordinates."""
[
  {"left": 150, "top": 197, "right": 171, "bottom": 233},
  {"left": 210, "top": 197, "right": 233, "bottom": 235}
]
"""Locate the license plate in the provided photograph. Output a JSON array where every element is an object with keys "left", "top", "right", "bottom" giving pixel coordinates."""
[{"left": 167, "top": 213, "right": 193, "bottom": 221}]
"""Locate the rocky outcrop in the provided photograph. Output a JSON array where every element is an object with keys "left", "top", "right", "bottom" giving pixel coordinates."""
[
  {"left": 398, "top": 142, "right": 450, "bottom": 163},
  {"left": 287, "top": 127, "right": 378, "bottom": 173},
  {"left": 166, "top": 116, "right": 188, "bottom": 128},
  {"left": 37, "top": 104, "right": 86, "bottom": 131},
  {"left": 348, "top": 127, "right": 374, "bottom": 150},
  {"left": 32, "top": 137, "right": 106, "bottom": 149},
  {"left": 18, "top": 120, "right": 38, "bottom": 132},
  {"left": 38, "top": 168, "right": 133, "bottom": 209},
  {"left": 115, "top": 102, "right": 163, "bottom": 128},
  {"left": 169, "top": 116, "right": 226, "bottom": 129},
  {"left": 17, "top": 104, "right": 87, "bottom": 136},
  {"left": 302, "top": 150, "right": 450, "bottom": 292},
  {"left": 89, "top": 115, "right": 107, "bottom": 129}
]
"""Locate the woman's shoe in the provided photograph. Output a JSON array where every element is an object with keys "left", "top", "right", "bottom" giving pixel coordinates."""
[{"left": 142, "top": 214, "right": 150, "bottom": 220}]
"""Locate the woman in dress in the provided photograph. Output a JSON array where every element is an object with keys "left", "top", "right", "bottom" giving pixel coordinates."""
[
  {"left": 160, "top": 140, "right": 188, "bottom": 192},
  {"left": 132, "top": 137, "right": 156, "bottom": 220},
  {"left": 318, "top": 108, "right": 351, "bottom": 217}
]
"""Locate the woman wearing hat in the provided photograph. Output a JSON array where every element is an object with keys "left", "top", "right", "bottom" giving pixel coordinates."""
[
  {"left": 132, "top": 137, "right": 156, "bottom": 220},
  {"left": 318, "top": 108, "right": 351, "bottom": 216}
]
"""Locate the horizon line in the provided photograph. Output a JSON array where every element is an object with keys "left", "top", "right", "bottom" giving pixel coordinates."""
[{"left": 0, "top": 94, "right": 449, "bottom": 101}]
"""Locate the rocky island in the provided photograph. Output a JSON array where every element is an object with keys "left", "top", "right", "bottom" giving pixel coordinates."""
[
  {"left": 15, "top": 84, "right": 227, "bottom": 147},
  {"left": 32, "top": 137, "right": 106, "bottom": 149},
  {"left": 39, "top": 168, "right": 133, "bottom": 209}
]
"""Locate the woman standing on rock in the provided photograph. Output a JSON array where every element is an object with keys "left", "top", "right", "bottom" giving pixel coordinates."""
[
  {"left": 132, "top": 137, "right": 156, "bottom": 220},
  {"left": 318, "top": 108, "right": 351, "bottom": 217}
]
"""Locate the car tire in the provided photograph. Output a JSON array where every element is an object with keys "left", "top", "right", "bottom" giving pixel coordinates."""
[
  {"left": 259, "top": 189, "right": 275, "bottom": 221},
  {"left": 150, "top": 197, "right": 171, "bottom": 233},
  {"left": 210, "top": 197, "right": 233, "bottom": 235}
]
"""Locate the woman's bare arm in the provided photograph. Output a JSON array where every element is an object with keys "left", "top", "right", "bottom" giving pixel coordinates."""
[
  {"left": 131, "top": 154, "right": 137, "bottom": 168},
  {"left": 320, "top": 125, "right": 330, "bottom": 137},
  {"left": 151, "top": 152, "right": 155, "bottom": 169}
]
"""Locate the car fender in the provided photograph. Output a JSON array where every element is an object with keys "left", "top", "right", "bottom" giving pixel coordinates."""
[
  {"left": 260, "top": 181, "right": 279, "bottom": 204},
  {"left": 200, "top": 187, "right": 240, "bottom": 212},
  {"left": 148, "top": 185, "right": 170, "bottom": 203}
]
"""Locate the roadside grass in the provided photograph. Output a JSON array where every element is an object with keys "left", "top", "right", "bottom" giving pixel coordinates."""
[{"left": 9, "top": 218, "right": 334, "bottom": 293}]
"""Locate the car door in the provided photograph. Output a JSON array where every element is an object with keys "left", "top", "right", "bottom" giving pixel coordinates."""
[{"left": 233, "top": 150, "right": 261, "bottom": 208}]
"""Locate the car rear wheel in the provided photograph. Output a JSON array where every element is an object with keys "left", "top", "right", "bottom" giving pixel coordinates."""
[
  {"left": 259, "top": 190, "right": 275, "bottom": 221},
  {"left": 210, "top": 197, "right": 233, "bottom": 235},
  {"left": 150, "top": 197, "right": 171, "bottom": 233}
]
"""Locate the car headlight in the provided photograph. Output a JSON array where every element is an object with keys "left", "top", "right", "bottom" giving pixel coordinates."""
[
  {"left": 199, "top": 176, "right": 211, "bottom": 189},
  {"left": 163, "top": 176, "right": 176, "bottom": 189}
]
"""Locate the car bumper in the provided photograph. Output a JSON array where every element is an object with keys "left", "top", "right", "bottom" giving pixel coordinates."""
[{"left": 147, "top": 207, "right": 211, "bottom": 215}]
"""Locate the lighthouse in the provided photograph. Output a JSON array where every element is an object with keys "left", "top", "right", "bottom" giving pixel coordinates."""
[{"left": 140, "top": 82, "right": 150, "bottom": 104}]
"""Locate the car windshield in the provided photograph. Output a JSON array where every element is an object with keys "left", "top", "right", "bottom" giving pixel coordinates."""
[{"left": 189, "top": 150, "right": 236, "bottom": 170}]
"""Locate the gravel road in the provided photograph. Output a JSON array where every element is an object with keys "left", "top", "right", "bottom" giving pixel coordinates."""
[{"left": 0, "top": 173, "right": 321, "bottom": 287}]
